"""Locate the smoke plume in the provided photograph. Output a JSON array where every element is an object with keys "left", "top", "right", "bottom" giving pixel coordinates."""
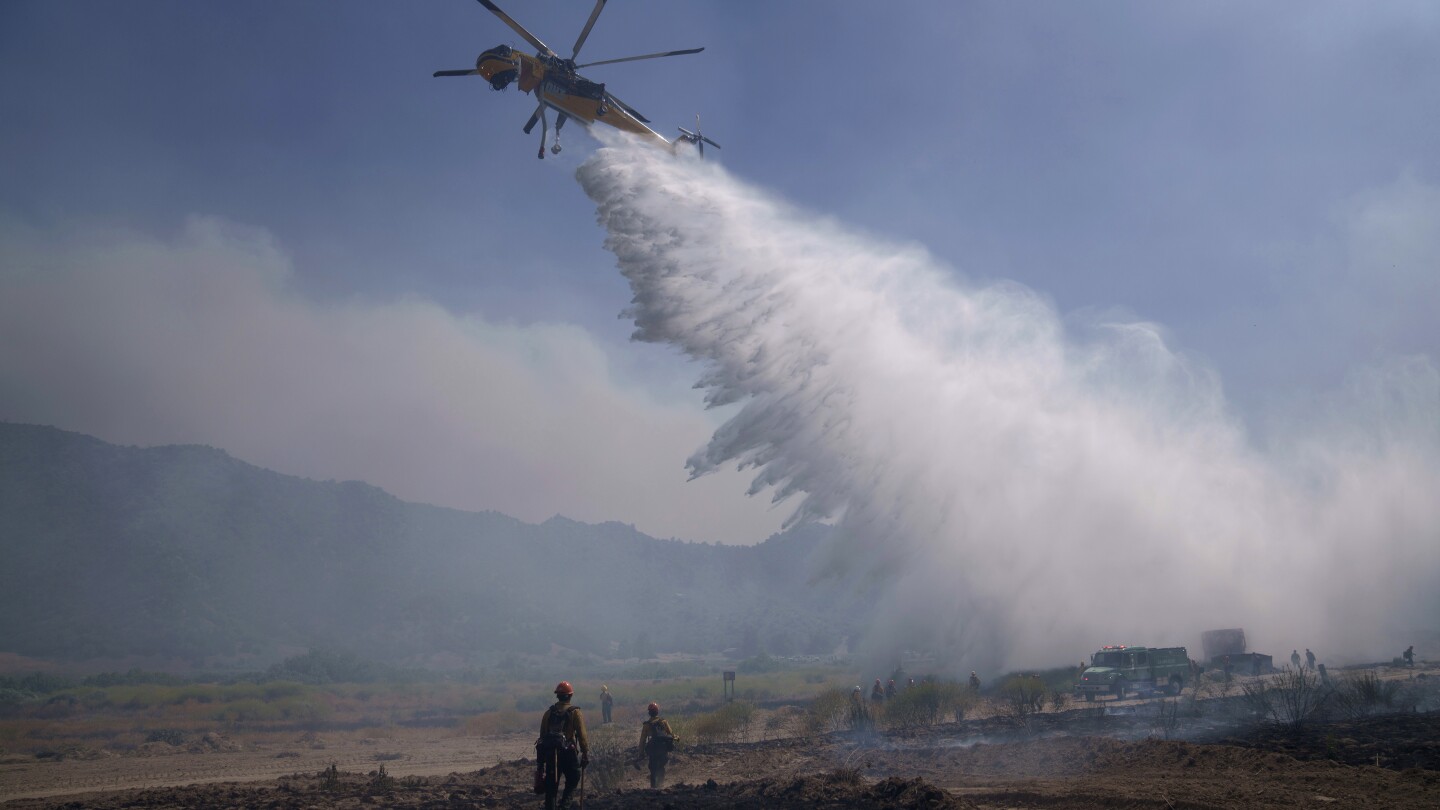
[{"left": 578, "top": 140, "right": 1440, "bottom": 672}]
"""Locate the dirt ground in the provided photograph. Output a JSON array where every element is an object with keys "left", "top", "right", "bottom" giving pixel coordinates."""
[{"left": 4, "top": 706, "right": 1437, "bottom": 809}]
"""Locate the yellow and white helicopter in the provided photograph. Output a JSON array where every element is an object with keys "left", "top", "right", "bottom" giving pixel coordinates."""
[{"left": 434, "top": 0, "right": 720, "bottom": 159}]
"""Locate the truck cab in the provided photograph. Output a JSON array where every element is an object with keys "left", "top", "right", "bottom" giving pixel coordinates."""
[{"left": 1075, "top": 645, "right": 1190, "bottom": 701}]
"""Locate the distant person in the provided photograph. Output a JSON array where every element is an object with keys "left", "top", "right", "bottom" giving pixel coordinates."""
[
  {"left": 907, "top": 677, "right": 916, "bottom": 690},
  {"left": 885, "top": 679, "right": 897, "bottom": 699},
  {"left": 639, "top": 702, "right": 676, "bottom": 789},
  {"left": 1291, "top": 650, "right": 1302, "bottom": 671},
  {"left": 969, "top": 671, "right": 981, "bottom": 692},
  {"left": 600, "top": 685, "right": 613, "bottom": 724},
  {"left": 1318, "top": 663, "right": 1330, "bottom": 686},
  {"left": 536, "top": 681, "right": 588, "bottom": 810},
  {"left": 849, "top": 686, "right": 870, "bottom": 730},
  {"left": 1305, "top": 649, "right": 1316, "bottom": 670},
  {"left": 1222, "top": 655, "right": 1233, "bottom": 682},
  {"left": 870, "top": 678, "right": 885, "bottom": 704},
  {"left": 1404, "top": 645, "right": 1415, "bottom": 668}
]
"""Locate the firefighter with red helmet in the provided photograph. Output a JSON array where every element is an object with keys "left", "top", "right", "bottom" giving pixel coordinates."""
[
  {"left": 536, "top": 681, "right": 589, "bottom": 810},
  {"left": 638, "top": 701, "right": 676, "bottom": 789}
]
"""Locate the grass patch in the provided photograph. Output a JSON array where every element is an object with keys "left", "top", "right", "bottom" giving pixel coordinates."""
[{"left": 687, "top": 701, "right": 755, "bottom": 744}]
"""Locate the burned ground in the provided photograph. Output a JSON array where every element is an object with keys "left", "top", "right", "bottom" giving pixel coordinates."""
[{"left": 7, "top": 710, "right": 1437, "bottom": 809}]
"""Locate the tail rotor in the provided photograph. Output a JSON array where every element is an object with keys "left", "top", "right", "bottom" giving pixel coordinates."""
[{"left": 676, "top": 114, "right": 720, "bottom": 158}]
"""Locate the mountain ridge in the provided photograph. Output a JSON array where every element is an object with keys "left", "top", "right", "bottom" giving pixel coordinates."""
[{"left": 0, "top": 422, "right": 860, "bottom": 670}]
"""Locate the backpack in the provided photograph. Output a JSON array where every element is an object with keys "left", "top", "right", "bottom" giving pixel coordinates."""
[
  {"left": 647, "top": 718, "right": 674, "bottom": 753},
  {"left": 538, "top": 704, "right": 574, "bottom": 754}
]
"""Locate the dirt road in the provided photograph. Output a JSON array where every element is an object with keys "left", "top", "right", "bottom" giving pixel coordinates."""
[{"left": 0, "top": 730, "right": 533, "bottom": 803}]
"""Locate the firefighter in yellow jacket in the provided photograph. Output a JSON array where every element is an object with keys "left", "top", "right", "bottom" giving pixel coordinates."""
[
  {"left": 536, "top": 681, "right": 588, "bottom": 810},
  {"left": 638, "top": 701, "right": 676, "bottom": 789}
]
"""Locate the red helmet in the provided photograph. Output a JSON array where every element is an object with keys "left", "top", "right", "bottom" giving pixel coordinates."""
[
  {"left": 874, "top": 678, "right": 882, "bottom": 685},
  {"left": 554, "top": 681, "right": 574, "bottom": 696},
  {"left": 647, "top": 702, "right": 660, "bottom": 715}
]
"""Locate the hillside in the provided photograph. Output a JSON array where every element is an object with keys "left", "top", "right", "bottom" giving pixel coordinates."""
[{"left": 0, "top": 422, "right": 864, "bottom": 669}]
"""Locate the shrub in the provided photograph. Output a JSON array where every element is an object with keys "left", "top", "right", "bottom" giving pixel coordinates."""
[
  {"left": 320, "top": 763, "right": 341, "bottom": 792},
  {"left": 1240, "top": 668, "right": 1330, "bottom": 726},
  {"left": 368, "top": 763, "right": 394, "bottom": 793},
  {"left": 0, "top": 687, "right": 37, "bottom": 711},
  {"left": 144, "top": 729, "right": 186, "bottom": 745},
  {"left": 997, "top": 675, "right": 1046, "bottom": 724},
  {"left": 1047, "top": 689, "right": 1070, "bottom": 713},
  {"left": 763, "top": 706, "right": 806, "bottom": 740},
  {"left": 805, "top": 687, "right": 855, "bottom": 733},
  {"left": 584, "top": 724, "right": 636, "bottom": 791},
  {"left": 1331, "top": 670, "right": 1400, "bottom": 719},
  {"left": 1150, "top": 698, "right": 1181, "bottom": 739},
  {"left": 688, "top": 701, "right": 755, "bottom": 744},
  {"left": 885, "top": 681, "right": 973, "bottom": 729}
]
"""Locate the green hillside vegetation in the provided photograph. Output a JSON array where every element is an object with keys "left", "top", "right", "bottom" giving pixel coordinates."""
[{"left": 0, "top": 422, "right": 867, "bottom": 669}]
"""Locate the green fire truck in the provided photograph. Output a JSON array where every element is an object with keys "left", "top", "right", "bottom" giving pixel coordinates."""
[{"left": 1075, "top": 645, "right": 1191, "bottom": 701}]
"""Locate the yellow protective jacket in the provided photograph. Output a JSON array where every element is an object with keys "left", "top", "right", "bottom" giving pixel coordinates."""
[
  {"left": 539, "top": 701, "right": 589, "bottom": 755},
  {"left": 639, "top": 716, "right": 674, "bottom": 755}
]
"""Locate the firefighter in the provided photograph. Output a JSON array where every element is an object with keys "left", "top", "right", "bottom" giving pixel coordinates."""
[
  {"left": 969, "top": 671, "right": 981, "bottom": 692},
  {"left": 1305, "top": 649, "right": 1316, "bottom": 670},
  {"left": 639, "top": 702, "right": 676, "bottom": 789},
  {"left": 536, "top": 681, "right": 588, "bottom": 810},
  {"left": 870, "top": 678, "right": 885, "bottom": 704},
  {"left": 885, "top": 679, "right": 897, "bottom": 699},
  {"left": 600, "top": 684, "right": 613, "bottom": 724},
  {"left": 1404, "top": 645, "right": 1415, "bottom": 668},
  {"left": 1291, "top": 650, "right": 1302, "bottom": 671},
  {"left": 849, "top": 686, "right": 871, "bottom": 730}
]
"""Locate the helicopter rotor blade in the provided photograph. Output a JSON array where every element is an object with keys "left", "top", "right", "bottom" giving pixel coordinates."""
[
  {"left": 476, "top": 0, "right": 555, "bottom": 57},
  {"left": 576, "top": 47, "right": 703, "bottom": 68},
  {"left": 571, "top": 0, "right": 607, "bottom": 60},
  {"left": 433, "top": 69, "right": 479, "bottom": 77}
]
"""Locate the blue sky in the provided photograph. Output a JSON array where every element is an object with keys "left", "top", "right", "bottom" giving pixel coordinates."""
[{"left": 3, "top": 1, "right": 1438, "bottom": 544}]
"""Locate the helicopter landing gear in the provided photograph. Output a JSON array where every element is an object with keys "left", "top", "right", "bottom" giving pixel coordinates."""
[
  {"left": 534, "top": 98, "right": 549, "bottom": 159},
  {"left": 549, "top": 113, "right": 567, "bottom": 155}
]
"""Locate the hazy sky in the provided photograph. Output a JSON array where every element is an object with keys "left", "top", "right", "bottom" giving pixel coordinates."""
[{"left": 2, "top": 1, "right": 1438, "bottom": 546}]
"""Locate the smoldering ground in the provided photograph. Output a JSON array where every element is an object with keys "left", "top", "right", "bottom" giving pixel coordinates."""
[{"left": 577, "top": 137, "right": 1440, "bottom": 673}]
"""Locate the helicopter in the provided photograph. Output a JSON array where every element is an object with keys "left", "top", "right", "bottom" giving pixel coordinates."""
[{"left": 434, "top": 0, "right": 719, "bottom": 159}]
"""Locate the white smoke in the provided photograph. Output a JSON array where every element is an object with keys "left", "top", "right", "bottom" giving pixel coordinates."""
[
  {"left": 578, "top": 140, "right": 1440, "bottom": 672},
  {"left": 0, "top": 214, "right": 787, "bottom": 544}
]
